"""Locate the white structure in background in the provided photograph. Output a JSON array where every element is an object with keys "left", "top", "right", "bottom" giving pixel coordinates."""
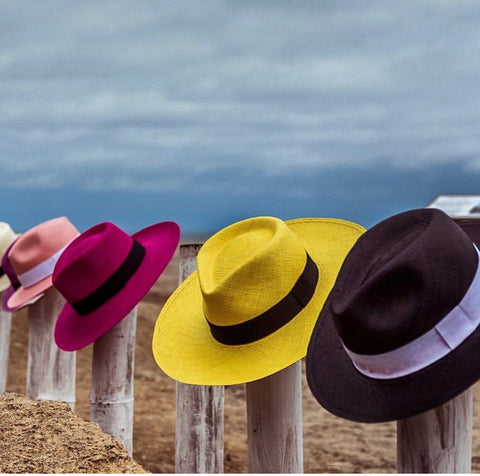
[{"left": 427, "top": 194, "right": 480, "bottom": 217}]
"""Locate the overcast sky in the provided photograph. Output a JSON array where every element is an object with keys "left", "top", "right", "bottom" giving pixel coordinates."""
[{"left": 2, "top": 0, "right": 480, "bottom": 234}]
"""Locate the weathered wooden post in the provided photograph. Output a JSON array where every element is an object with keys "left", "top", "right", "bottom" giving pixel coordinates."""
[
  {"left": 397, "top": 388, "right": 473, "bottom": 473},
  {"left": 27, "top": 287, "right": 76, "bottom": 410},
  {"left": 396, "top": 195, "right": 479, "bottom": 473},
  {"left": 175, "top": 244, "right": 224, "bottom": 473},
  {"left": 246, "top": 360, "right": 303, "bottom": 473},
  {"left": 0, "top": 292, "right": 12, "bottom": 393},
  {"left": 90, "top": 306, "right": 137, "bottom": 456}
]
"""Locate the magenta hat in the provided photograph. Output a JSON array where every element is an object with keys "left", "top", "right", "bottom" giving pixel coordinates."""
[{"left": 53, "top": 220, "right": 180, "bottom": 351}]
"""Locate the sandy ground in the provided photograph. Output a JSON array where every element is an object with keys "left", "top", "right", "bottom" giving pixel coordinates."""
[
  {"left": 4, "top": 249, "right": 480, "bottom": 473},
  {"left": 0, "top": 393, "right": 146, "bottom": 473}
]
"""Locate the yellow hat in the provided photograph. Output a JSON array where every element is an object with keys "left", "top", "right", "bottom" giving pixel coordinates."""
[{"left": 152, "top": 216, "right": 365, "bottom": 385}]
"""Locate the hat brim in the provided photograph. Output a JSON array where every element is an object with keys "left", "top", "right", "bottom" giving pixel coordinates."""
[
  {"left": 6, "top": 276, "right": 52, "bottom": 310},
  {"left": 2, "top": 284, "right": 15, "bottom": 311},
  {"left": 152, "top": 218, "right": 365, "bottom": 385},
  {"left": 54, "top": 221, "right": 180, "bottom": 351},
  {"left": 2, "top": 283, "right": 44, "bottom": 312},
  {"left": 306, "top": 219, "right": 480, "bottom": 423}
]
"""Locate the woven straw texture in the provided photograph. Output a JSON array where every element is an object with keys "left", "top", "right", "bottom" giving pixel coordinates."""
[{"left": 153, "top": 216, "right": 365, "bottom": 385}]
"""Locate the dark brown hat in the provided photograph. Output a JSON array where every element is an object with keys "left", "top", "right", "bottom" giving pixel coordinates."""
[{"left": 306, "top": 208, "right": 480, "bottom": 423}]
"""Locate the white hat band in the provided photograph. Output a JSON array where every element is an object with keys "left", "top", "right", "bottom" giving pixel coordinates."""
[
  {"left": 343, "top": 244, "right": 480, "bottom": 380},
  {"left": 17, "top": 245, "right": 68, "bottom": 288}
]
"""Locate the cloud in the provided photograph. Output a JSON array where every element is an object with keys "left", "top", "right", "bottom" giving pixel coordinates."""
[{"left": 1, "top": 0, "right": 480, "bottom": 203}]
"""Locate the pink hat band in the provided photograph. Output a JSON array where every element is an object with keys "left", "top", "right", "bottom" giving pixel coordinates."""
[{"left": 53, "top": 222, "right": 147, "bottom": 315}]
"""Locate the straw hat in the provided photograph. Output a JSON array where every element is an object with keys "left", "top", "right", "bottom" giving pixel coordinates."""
[
  {"left": 53, "top": 221, "right": 180, "bottom": 351},
  {"left": 0, "top": 223, "right": 20, "bottom": 293},
  {"left": 152, "top": 216, "right": 365, "bottom": 385},
  {"left": 307, "top": 208, "right": 480, "bottom": 423},
  {"left": 6, "top": 217, "right": 79, "bottom": 310}
]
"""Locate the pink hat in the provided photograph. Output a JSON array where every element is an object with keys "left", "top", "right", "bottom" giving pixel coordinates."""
[
  {"left": 7, "top": 217, "right": 80, "bottom": 310},
  {"left": 53, "top": 220, "right": 180, "bottom": 351}
]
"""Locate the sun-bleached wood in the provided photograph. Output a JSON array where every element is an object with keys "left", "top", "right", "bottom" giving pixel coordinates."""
[
  {"left": 0, "top": 291, "right": 12, "bottom": 393},
  {"left": 397, "top": 387, "right": 473, "bottom": 473},
  {"left": 176, "top": 382, "right": 225, "bottom": 473},
  {"left": 90, "top": 306, "right": 137, "bottom": 456},
  {"left": 175, "top": 243, "right": 225, "bottom": 474},
  {"left": 27, "top": 287, "right": 76, "bottom": 410},
  {"left": 246, "top": 360, "right": 303, "bottom": 473}
]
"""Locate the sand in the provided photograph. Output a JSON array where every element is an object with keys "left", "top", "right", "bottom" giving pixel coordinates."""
[
  {"left": 3, "top": 250, "right": 480, "bottom": 473},
  {"left": 0, "top": 393, "right": 146, "bottom": 474}
]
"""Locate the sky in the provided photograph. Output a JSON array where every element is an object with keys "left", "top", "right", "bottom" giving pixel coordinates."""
[{"left": 2, "top": 0, "right": 480, "bottom": 234}]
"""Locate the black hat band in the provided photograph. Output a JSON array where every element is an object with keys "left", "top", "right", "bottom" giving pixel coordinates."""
[
  {"left": 206, "top": 252, "right": 319, "bottom": 345},
  {"left": 71, "top": 239, "right": 146, "bottom": 316}
]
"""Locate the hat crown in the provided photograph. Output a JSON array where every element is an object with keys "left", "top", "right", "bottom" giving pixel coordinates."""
[
  {"left": 53, "top": 222, "right": 134, "bottom": 304},
  {"left": 9, "top": 217, "right": 79, "bottom": 275},
  {"left": 331, "top": 208, "right": 478, "bottom": 355},
  {"left": 198, "top": 216, "right": 307, "bottom": 326}
]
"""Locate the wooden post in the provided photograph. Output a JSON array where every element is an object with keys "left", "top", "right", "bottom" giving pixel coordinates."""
[
  {"left": 246, "top": 360, "right": 303, "bottom": 473},
  {"left": 404, "top": 198, "right": 477, "bottom": 473},
  {"left": 0, "top": 292, "right": 12, "bottom": 393},
  {"left": 175, "top": 244, "right": 225, "bottom": 473},
  {"left": 90, "top": 306, "right": 137, "bottom": 456},
  {"left": 26, "top": 287, "right": 76, "bottom": 410},
  {"left": 397, "top": 387, "right": 473, "bottom": 473}
]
